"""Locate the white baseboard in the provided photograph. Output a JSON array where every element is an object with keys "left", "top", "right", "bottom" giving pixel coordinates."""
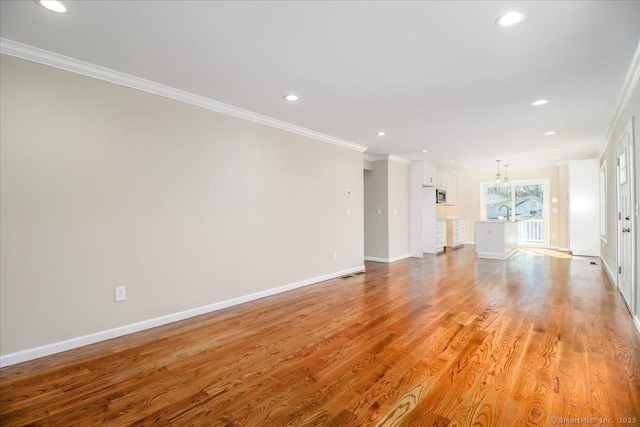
[
  {"left": 600, "top": 256, "right": 617, "bottom": 288},
  {"left": 0, "top": 265, "right": 365, "bottom": 368},
  {"left": 364, "top": 254, "right": 411, "bottom": 263},
  {"left": 476, "top": 249, "right": 518, "bottom": 260},
  {"left": 633, "top": 315, "right": 640, "bottom": 336},
  {"left": 463, "top": 241, "right": 475, "bottom": 245}
]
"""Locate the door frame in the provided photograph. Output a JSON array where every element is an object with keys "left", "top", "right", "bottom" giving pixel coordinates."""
[{"left": 615, "top": 117, "right": 637, "bottom": 315}]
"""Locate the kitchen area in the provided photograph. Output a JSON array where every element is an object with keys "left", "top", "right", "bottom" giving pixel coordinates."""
[{"left": 409, "top": 161, "right": 468, "bottom": 257}]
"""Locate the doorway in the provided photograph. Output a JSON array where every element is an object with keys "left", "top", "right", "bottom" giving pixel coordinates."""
[{"left": 616, "top": 118, "right": 636, "bottom": 313}]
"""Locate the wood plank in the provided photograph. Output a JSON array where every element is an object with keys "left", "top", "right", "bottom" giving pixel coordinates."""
[{"left": 1, "top": 247, "right": 639, "bottom": 426}]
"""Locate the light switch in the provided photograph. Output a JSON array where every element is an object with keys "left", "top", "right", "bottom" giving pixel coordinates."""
[
  {"left": 377, "top": 209, "right": 382, "bottom": 215},
  {"left": 347, "top": 208, "right": 351, "bottom": 215},
  {"left": 393, "top": 209, "right": 398, "bottom": 215},
  {"left": 552, "top": 198, "right": 558, "bottom": 203}
]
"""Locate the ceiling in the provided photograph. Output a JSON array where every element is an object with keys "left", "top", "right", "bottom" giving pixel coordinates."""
[{"left": 1, "top": 1, "right": 639, "bottom": 172}]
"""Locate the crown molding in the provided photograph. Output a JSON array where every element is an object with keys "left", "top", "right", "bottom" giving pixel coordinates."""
[
  {"left": 388, "top": 155, "right": 411, "bottom": 165},
  {"left": 597, "top": 39, "right": 640, "bottom": 160},
  {"left": 0, "top": 38, "right": 367, "bottom": 153},
  {"left": 363, "top": 154, "right": 411, "bottom": 164}
]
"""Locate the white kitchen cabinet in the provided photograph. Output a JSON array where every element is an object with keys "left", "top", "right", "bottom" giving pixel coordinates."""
[
  {"left": 445, "top": 218, "right": 466, "bottom": 248},
  {"left": 436, "top": 171, "right": 458, "bottom": 204},
  {"left": 422, "top": 162, "right": 436, "bottom": 187},
  {"left": 435, "top": 219, "right": 446, "bottom": 253}
]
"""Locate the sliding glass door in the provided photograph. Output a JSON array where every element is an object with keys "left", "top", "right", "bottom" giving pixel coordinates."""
[{"left": 481, "top": 179, "right": 549, "bottom": 247}]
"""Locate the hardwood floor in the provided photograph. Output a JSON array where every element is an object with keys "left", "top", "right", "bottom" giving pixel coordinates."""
[{"left": 1, "top": 247, "right": 639, "bottom": 426}]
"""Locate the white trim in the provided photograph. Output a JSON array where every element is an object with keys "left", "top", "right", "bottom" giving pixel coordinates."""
[
  {"left": 0, "top": 38, "right": 367, "bottom": 154},
  {"left": 364, "top": 254, "right": 411, "bottom": 263},
  {"left": 389, "top": 253, "right": 411, "bottom": 262},
  {"left": 363, "top": 154, "right": 411, "bottom": 164},
  {"left": 463, "top": 241, "right": 475, "bottom": 245},
  {"left": 633, "top": 315, "right": 640, "bottom": 336},
  {"left": 601, "top": 256, "right": 617, "bottom": 287},
  {"left": 388, "top": 156, "right": 411, "bottom": 165},
  {"left": 0, "top": 265, "right": 364, "bottom": 368},
  {"left": 558, "top": 247, "right": 571, "bottom": 252},
  {"left": 476, "top": 249, "right": 518, "bottom": 260},
  {"left": 597, "top": 40, "right": 640, "bottom": 161}
]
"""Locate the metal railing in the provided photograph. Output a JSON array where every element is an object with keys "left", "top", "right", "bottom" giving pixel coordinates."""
[{"left": 518, "top": 219, "right": 544, "bottom": 245}]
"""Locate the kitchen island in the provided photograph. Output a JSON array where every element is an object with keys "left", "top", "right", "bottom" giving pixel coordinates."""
[{"left": 474, "top": 220, "right": 518, "bottom": 260}]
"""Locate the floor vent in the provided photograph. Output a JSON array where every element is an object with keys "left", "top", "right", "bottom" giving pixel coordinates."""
[
  {"left": 341, "top": 271, "right": 365, "bottom": 279},
  {"left": 590, "top": 261, "right": 598, "bottom": 265}
]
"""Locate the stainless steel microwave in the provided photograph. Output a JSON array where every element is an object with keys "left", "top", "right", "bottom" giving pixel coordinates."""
[{"left": 436, "top": 189, "right": 446, "bottom": 204}]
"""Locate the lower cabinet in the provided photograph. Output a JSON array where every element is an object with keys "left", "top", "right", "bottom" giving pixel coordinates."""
[
  {"left": 435, "top": 220, "right": 446, "bottom": 253},
  {"left": 445, "top": 219, "right": 466, "bottom": 248}
]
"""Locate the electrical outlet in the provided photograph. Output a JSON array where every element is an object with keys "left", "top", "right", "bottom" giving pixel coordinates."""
[
  {"left": 333, "top": 250, "right": 338, "bottom": 259},
  {"left": 115, "top": 286, "right": 126, "bottom": 302},
  {"left": 347, "top": 208, "right": 351, "bottom": 216}
]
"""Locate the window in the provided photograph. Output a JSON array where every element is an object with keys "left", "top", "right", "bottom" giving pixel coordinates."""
[{"left": 480, "top": 179, "right": 549, "bottom": 246}]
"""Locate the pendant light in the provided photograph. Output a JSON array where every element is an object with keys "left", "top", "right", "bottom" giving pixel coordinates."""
[
  {"left": 503, "top": 164, "right": 510, "bottom": 187},
  {"left": 495, "top": 160, "right": 502, "bottom": 185}
]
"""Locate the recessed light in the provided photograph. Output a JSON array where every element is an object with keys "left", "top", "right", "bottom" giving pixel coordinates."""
[
  {"left": 544, "top": 131, "right": 557, "bottom": 136},
  {"left": 421, "top": 149, "right": 429, "bottom": 153},
  {"left": 376, "top": 131, "right": 386, "bottom": 136},
  {"left": 555, "top": 156, "right": 561, "bottom": 160},
  {"left": 38, "top": 0, "right": 67, "bottom": 13},
  {"left": 557, "top": 162, "right": 564, "bottom": 165},
  {"left": 552, "top": 148, "right": 559, "bottom": 152},
  {"left": 531, "top": 99, "right": 550, "bottom": 106},
  {"left": 496, "top": 11, "right": 526, "bottom": 27},
  {"left": 284, "top": 94, "right": 298, "bottom": 101},
  {"left": 449, "top": 160, "right": 456, "bottom": 164}
]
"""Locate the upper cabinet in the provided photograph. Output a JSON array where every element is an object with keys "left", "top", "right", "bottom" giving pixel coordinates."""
[
  {"left": 422, "top": 162, "right": 436, "bottom": 187},
  {"left": 436, "top": 170, "right": 457, "bottom": 204}
]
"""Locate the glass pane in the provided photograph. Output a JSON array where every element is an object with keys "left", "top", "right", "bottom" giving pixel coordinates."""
[
  {"left": 515, "top": 184, "right": 544, "bottom": 245},
  {"left": 619, "top": 152, "right": 627, "bottom": 184},
  {"left": 485, "top": 186, "right": 513, "bottom": 220}
]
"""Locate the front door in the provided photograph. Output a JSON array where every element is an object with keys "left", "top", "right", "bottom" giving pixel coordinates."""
[{"left": 617, "top": 126, "right": 633, "bottom": 310}]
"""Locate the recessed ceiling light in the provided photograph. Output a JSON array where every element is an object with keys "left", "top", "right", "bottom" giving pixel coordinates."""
[
  {"left": 284, "top": 94, "right": 298, "bottom": 101},
  {"left": 38, "top": 0, "right": 67, "bottom": 13},
  {"left": 376, "top": 131, "right": 386, "bottom": 136},
  {"left": 496, "top": 11, "right": 526, "bottom": 27},
  {"left": 531, "top": 99, "right": 550, "bottom": 106},
  {"left": 449, "top": 160, "right": 456, "bottom": 164},
  {"left": 557, "top": 162, "right": 564, "bottom": 165},
  {"left": 555, "top": 156, "right": 561, "bottom": 160},
  {"left": 421, "top": 149, "right": 429, "bottom": 153},
  {"left": 544, "top": 131, "right": 557, "bottom": 136},
  {"left": 552, "top": 148, "right": 559, "bottom": 152}
]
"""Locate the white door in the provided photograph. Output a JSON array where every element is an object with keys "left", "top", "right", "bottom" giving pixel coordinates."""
[{"left": 617, "top": 127, "right": 633, "bottom": 310}]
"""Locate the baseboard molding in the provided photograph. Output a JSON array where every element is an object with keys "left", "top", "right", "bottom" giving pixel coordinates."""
[
  {"left": 600, "top": 256, "right": 617, "bottom": 288},
  {"left": 463, "top": 241, "right": 475, "bottom": 245},
  {"left": 0, "top": 265, "right": 365, "bottom": 368},
  {"left": 476, "top": 249, "right": 518, "bottom": 260},
  {"left": 364, "top": 254, "right": 411, "bottom": 263},
  {"left": 633, "top": 315, "right": 640, "bottom": 336}
]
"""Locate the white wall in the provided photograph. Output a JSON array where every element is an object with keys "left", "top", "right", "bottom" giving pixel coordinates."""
[
  {"left": 388, "top": 160, "right": 410, "bottom": 260},
  {"left": 598, "top": 53, "right": 639, "bottom": 322},
  {"left": 364, "top": 161, "right": 389, "bottom": 259},
  {"left": 568, "top": 159, "right": 600, "bottom": 256},
  {"left": 0, "top": 55, "right": 365, "bottom": 359}
]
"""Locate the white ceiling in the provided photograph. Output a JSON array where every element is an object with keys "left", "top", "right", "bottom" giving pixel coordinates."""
[{"left": 1, "top": 1, "right": 639, "bottom": 172}]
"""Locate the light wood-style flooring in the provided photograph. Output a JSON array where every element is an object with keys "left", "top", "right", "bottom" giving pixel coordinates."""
[{"left": 1, "top": 247, "right": 639, "bottom": 426}]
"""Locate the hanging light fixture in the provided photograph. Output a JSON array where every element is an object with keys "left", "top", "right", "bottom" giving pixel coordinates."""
[
  {"left": 495, "top": 160, "right": 502, "bottom": 185},
  {"left": 503, "top": 164, "right": 510, "bottom": 187}
]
